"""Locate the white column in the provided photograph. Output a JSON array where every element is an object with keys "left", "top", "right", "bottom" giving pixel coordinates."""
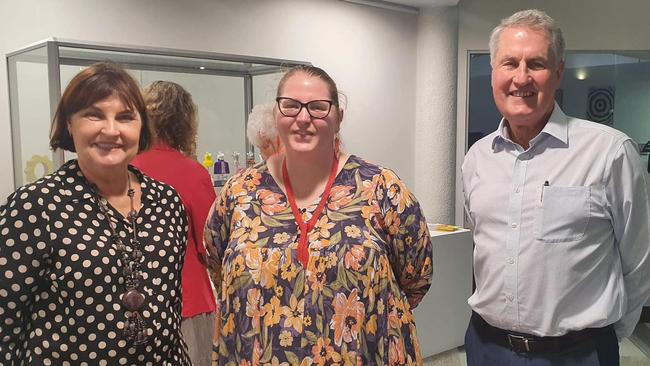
[{"left": 414, "top": 6, "right": 459, "bottom": 224}]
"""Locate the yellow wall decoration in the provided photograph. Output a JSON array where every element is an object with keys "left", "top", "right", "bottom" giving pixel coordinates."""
[{"left": 24, "top": 154, "right": 54, "bottom": 182}]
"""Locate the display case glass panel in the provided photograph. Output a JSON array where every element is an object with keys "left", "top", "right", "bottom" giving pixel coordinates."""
[
  {"left": 7, "top": 39, "right": 308, "bottom": 188},
  {"left": 7, "top": 45, "right": 55, "bottom": 187}
]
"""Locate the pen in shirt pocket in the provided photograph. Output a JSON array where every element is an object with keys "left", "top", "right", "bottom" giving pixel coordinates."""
[{"left": 540, "top": 180, "right": 550, "bottom": 202}]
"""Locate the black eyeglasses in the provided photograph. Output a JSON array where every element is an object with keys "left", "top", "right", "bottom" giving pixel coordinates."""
[{"left": 276, "top": 97, "right": 334, "bottom": 119}]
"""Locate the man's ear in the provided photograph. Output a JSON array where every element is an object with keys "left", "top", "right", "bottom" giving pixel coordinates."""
[{"left": 555, "top": 60, "right": 565, "bottom": 81}]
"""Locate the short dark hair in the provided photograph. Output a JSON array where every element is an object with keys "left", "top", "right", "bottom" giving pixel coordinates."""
[{"left": 49, "top": 61, "right": 150, "bottom": 152}]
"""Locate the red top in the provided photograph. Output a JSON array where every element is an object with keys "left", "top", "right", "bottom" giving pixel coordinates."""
[{"left": 132, "top": 143, "right": 216, "bottom": 318}]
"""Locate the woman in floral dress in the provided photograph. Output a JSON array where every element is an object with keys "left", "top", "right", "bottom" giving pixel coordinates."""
[{"left": 205, "top": 65, "right": 433, "bottom": 365}]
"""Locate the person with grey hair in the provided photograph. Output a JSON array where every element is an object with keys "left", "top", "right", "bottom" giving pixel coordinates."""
[
  {"left": 246, "top": 102, "right": 283, "bottom": 160},
  {"left": 462, "top": 9, "right": 650, "bottom": 365}
]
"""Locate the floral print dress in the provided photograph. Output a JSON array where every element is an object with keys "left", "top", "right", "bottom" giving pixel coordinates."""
[{"left": 204, "top": 155, "right": 433, "bottom": 366}]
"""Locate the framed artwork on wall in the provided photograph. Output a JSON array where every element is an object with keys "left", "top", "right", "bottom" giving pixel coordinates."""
[{"left": 586, "top": 86, "right": 615, "bottom": 125}]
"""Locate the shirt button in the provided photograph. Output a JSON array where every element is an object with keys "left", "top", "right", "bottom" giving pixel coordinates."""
[
  {"left": 507, "top": 295, "right": 514, "bottom": 302},
  {"left": 515, "top": 187, "right": 520, "bottom": 193},
  {"left": 511, "top": 223, "right": 518, "bottom": 228},
  {"left": 507, "top": 258, "right": 514, "bottom": 264}
]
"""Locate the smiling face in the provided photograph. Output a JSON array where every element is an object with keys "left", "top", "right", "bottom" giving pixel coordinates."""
[
  {"left": 275, "top": 72, "right": 341, "bottom": 157},
  {"left": 491, "top": 26, "right": 564, "bottom": 130},
  {"left": 68, "top": 94, "right": 142, "bottom": 175}
]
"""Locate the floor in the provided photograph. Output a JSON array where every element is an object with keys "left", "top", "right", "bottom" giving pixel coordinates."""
[
  {"left": 629, "top": 323, "right": 650, "bottom": 365},
  {"left": 423, "top": 323, "right": 650, "bottom": 366}
]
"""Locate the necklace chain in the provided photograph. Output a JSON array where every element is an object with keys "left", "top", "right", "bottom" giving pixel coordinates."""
[{"left": 91, "top": 171, "right": 148, "bottom": 345}]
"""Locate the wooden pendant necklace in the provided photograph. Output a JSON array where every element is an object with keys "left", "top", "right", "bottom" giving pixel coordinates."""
[
  {"left": 282, "top": 155, "right": 338, "bottom": 267},
  {"left": 92, "top": 172, "right": 148, "bottom": 345}
]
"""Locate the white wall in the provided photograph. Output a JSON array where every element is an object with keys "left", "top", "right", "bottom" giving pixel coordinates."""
[
  {"left": 0, "top": 0, "right": 418, "bottom": 200},
  {"left": 455, "top": 0, "right": 650, "bottom": 224},
  {"left": 413, "top": 6, "right": 458, "bottom": 224}
]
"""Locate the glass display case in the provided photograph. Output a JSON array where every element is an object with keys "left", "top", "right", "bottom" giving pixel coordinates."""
[{"left": 6, "top": 38, "right": 309, "bottom": 188}]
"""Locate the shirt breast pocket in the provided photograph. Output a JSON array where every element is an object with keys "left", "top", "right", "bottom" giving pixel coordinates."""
[{"left": 537, "top": 186, "right": 590, "bottom": 243}]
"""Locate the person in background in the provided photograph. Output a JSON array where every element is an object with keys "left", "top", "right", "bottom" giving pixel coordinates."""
[
  {"left": 132, "top": 80, "right": 216, "bottom": 366},
  {"left": 205, "top": 65, "right": 433, "bottom": 365},
  {"left": 0, "top": 62, "right": 191, "bottom": 364},
  {"left": 246, "top": 101, "right": 283, "bottom": 160},
  {"left": 462, "top": 9, "right": 650, "bottom": 366}
]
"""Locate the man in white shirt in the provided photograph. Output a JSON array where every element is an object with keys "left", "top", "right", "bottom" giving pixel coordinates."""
[{"left": 462, "top": 9, "right": 650, "bottom": 366}]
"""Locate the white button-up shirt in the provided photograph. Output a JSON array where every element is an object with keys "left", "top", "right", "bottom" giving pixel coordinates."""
[{"left": 462, "top": 103, "right": 650, "bottom": 338}]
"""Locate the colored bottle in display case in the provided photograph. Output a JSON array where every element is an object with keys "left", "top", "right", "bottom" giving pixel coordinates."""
[{"left": 214, "top": 152, "right": 230, "bottom": 189}]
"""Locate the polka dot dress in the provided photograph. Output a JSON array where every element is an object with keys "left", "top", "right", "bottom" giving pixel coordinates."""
[{"left": 0, "top": 160, "right": 192, "bottom": 365}]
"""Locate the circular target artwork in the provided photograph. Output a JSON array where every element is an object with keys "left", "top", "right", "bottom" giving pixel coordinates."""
[{"left": 586, "top": 87, "right": 615, "bottom": 125}]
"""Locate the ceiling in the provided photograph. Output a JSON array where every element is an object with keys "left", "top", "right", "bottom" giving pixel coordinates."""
[
  {"left": 341, "top": 0, "right": 459, "bottom": 13},
  {"left": 383, "top": 0, "right": 459, "bottom": 6}
]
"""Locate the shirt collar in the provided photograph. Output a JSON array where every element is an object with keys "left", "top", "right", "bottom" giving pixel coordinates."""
[
  {"left": 55, "top": 160, "right": 96, "bottom": 202},
  {"left": 492, "top": 102, "right": 568, "bottom": 151}
]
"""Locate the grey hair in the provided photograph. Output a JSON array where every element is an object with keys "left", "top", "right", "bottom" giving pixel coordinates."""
[
  {"left": 246, "top": 102, "right": 277, "bottom": 149},
  {"left": 489, "top": 9, "right": 565, "bottom": 67}
]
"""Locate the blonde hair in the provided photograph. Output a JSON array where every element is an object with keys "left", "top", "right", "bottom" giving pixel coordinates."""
[{"left": 277, "top": 65, "right": 340, "bottom": 106}]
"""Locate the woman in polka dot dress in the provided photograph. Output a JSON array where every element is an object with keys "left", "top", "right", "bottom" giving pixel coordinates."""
[{"left": 0, "top": 62, "right": 192, "bottom": 365}]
